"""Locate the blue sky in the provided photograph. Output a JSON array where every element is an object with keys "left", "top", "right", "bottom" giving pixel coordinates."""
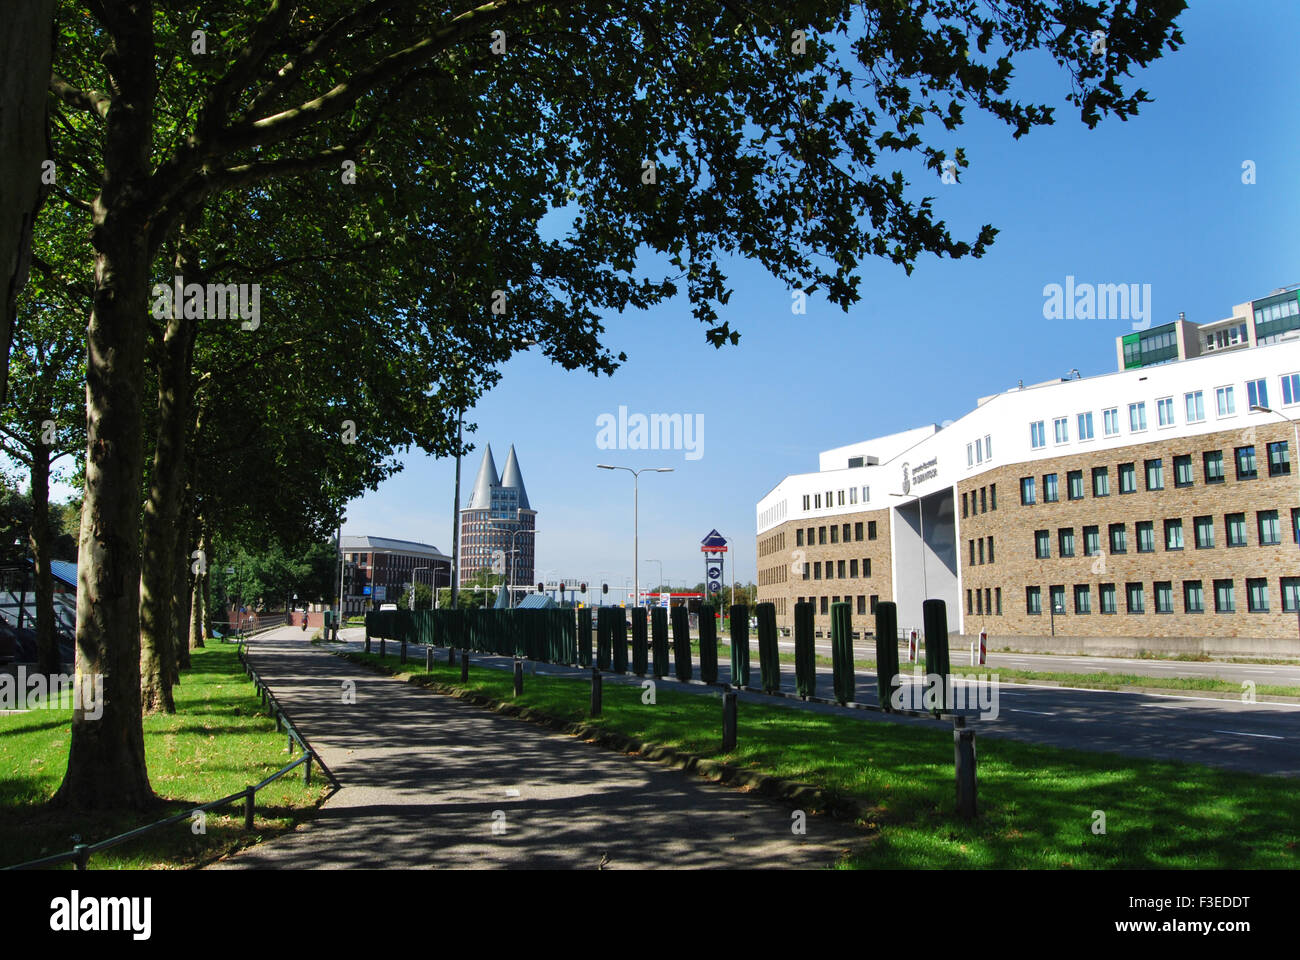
[{"left": 347, "top": 1, "right": 1299, "bottom": 596}]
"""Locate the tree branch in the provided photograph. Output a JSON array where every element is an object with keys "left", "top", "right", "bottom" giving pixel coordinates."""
[{"left": 49, "top": 73, "right": 111, "bottom": 120}]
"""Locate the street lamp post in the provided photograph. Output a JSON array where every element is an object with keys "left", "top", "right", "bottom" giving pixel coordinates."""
[
  {"left": 597, "top": 464, "right": 674, "bottom": 610},
  {"left": 489, "top": 518, "right": 528, "bottom": 608},
  {"left": 412, "top": 566, "right": 430, "bottom": 610},
  {"left": 643, "top": 558, "right": 664, "bottom": 607}
]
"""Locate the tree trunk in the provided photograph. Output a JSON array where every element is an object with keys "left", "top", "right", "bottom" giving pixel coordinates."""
[
  {"left": 30, "top": 438, "right": 59, "bottom": 676},
  {"left": 173, "top": 498, "right": 194, "bottom": 672},
  {"left": 189, "top": 522, "right": 205, "bottom": 650},
  {"left": 201, "top": 529, "right": 215, "bottom": 642},
  {"left": 139, "top": 248, "right": 197, "bottom": 713},
  {"left": 0, "top": 0, "right": 54, "bottom": 404},
  {"left": 54, "top": 5, "right": 158, "bottom": 811}
]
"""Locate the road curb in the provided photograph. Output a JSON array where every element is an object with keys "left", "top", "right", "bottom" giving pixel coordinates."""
[{"left": 337, "top": 651, "right": 866, "bottom": 822}]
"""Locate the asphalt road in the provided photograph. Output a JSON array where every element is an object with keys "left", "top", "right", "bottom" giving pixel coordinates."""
[
  {"left": 337, "top": 630, "right": 1300, "bottom": 778},
  {"left": 770, "top": 637, "right": 1300, "bottom": 687}
]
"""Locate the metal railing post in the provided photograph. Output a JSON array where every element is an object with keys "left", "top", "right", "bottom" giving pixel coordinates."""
[
  {"left": 590, "top": 667, "right": 602, "bottom": 717},
  {"left": 513, "top": 658, "right": 523, "bottom": 696},
  {"left": 722, "top": 691, "right": 738, "bottom": 752},
  {"left": 460, "top": 650, "right": 469, "bottom": 682},
  {"left": 954, "top": 716, "right": 977, "bottom": 820},
  {"left": 244, "top": 786, "right": 255, "bottom": 830}
]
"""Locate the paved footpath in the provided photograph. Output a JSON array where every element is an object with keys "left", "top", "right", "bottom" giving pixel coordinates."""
[{"left": 210, "top": 628, "right": 867, "bottom": 869}]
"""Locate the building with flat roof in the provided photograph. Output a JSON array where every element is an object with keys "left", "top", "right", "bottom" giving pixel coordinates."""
[
  {"left": 458, "top": 444, "right": 536, "bottom": 602},
  {"left": 758, "top": 289, "right": 1300, "bottom": 654},
  {"left": 341, "top": 535, "right": 451, "bottom": 614},
  {"left": 1116, "top": 282, "right": 1300, "bottom": 371}
]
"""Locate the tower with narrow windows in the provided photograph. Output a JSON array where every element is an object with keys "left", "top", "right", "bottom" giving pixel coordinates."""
[{"left": 458, "top": 444, "right": 536, "bottom": 597}]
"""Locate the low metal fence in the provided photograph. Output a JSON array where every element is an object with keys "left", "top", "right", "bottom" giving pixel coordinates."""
[{"left": 3, "top": 640, "right": 338, "bottom": 871}]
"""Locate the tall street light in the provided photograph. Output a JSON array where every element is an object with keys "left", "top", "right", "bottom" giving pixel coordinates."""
[
  {"left": 1251, "top": 404, "right": 1300, "bottom": 488},
  {"left": 489, "top": 517, "right": 528, "bottom": 608},
  {"left": 412, "top": 566, "right": 430, "bottom": 610},
  {"left": 597, "top": 464, "right": 674, "bottom": 610},
  {"left": 643, "top": 558, "right": 664, "bottom": 605}
]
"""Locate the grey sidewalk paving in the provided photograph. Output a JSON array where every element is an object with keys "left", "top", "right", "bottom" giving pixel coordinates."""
[{"left": 210, "top": 627, "right": 868, "bottom": 869}]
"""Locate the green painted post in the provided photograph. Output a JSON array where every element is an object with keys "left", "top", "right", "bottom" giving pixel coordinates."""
[
  {"left": 698, "top": 605, "right": 718, "bottom": 684},
  {"left": 755, "top": 602, "right": 780, "bottom": 694},
  {"left": 794, "top": 601, "right": 815, "bottom": 699},
  {"left": 830, "top": 601, "right": 854, "bottom": 704},
  {"left": 577, "top": 607, "right": 593, "bottom": 667},
  {"left": 651, "top": 606, "right": 669, "bottom": 678},
  {"left": 596, "top": 607, "right": 612, "bottom": 671},
  {"left": 671, "top": 605, "right": 692, "bottom": 682},
  {"left": 875, "top": 601, "right": 901, "bottom": 710},
  {"left": 612, "top": 609, "right": 629, "bottom": 673},
  {"left": 729, "top": 604, "right": 750, "bottom": 688},
  {"left": 631, "top": 607, "right": 649, "bottom": 676},
  {"left": 924, "top": 598, "right": 951, "bottom": 713}
]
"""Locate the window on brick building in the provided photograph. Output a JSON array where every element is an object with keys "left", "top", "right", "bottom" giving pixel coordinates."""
[
  {"left": 1214, "top": 579, "right": 1235, "bottom": 613},
  {"left": 1026, "top": 586, "right": 1042, "bottom": 615},
  {"left": 1074, "top": 584, "right": 1091, "bottom": 614},
  {"left": 1067, "top": 470, "right": 1084, "bottom": 500},
  {"left": 1247, "top": 579, "right": 1269, "bottom": 613}
]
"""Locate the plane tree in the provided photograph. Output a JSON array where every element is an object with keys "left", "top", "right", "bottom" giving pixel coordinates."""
[{"left": 43, "top": 0, "right": 1184, "bottom": 809}]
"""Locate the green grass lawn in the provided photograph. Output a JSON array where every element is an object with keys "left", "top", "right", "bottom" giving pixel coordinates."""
[
  {"left": 345, "top": 648, "right": 1300, "bottom": 869},
  {"left": 0, "top": 644, "right": 329, "bottom": 869}
]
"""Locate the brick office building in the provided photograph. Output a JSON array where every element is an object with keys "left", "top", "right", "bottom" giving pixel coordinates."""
[
  {"left": 757, "top": 288, "right": 1300, "bottom": 654},
  {"left": 341, "top": 536, "right": 452, "bottom": 615}
]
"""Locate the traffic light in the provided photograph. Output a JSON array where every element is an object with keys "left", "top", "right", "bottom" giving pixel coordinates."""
[
  {"left": 560, "top": 582, "right": 566, "bottom": 593},
  {"left": 537, "top": 582, "right": 544, "bottom": 592},
  {"left": 602, "top": 583, "right": 608, "bottom": 595},
  {"left": 580, "top": 582, "right": 587, "bottom": 593}
]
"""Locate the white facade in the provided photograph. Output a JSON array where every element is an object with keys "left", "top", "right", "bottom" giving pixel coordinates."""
[{"left": 757, "top": 338, "right": 1300, "bottom": 632}]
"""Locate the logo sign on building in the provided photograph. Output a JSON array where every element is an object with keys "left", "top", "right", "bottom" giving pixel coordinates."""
[
  {"left": 373, "top": 586, "right": 387, "bottom": 602},
  {"left": 901, "top": 462, "right": 910, "bottom": 495},
  {"left": 910, "top": 458, "right": 938, "bottom": 489}
]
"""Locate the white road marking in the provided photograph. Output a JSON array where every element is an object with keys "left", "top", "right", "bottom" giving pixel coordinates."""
[
  {"left": 505, "top": 788, "right": 521, "bottom": 797},
  {"left": 1010, "top": 708, "right": 1056, "bottom": 716},
  {"left": 1211, "top": 730, "right": 1284, "bottom": 740}
]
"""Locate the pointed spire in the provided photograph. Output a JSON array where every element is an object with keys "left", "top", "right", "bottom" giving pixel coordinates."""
[
  {"left": 466, "top": 445, "right": 498, "bottom": 510},
  {"left": 500, "top": 444, "right": 530, "bottom": 510}
]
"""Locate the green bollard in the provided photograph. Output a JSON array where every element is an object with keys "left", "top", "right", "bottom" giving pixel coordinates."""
[
  {"left": 577, "top": 607, "right": 593, "bottom": 667},
  {"left": 756, "top": 602, "right": 780, "bottom": 694},
  {"left": 612, "top": 609, "right": 629, "bottom": 674},
  {"left": 729, "top": 604, "right": 750, "bottom": 688},
  {"left": 596, "top": 606, "right": 612, "bottom": 671},
  {"left": 793, "top": 601, "right": 815, "bottom": 699},
  {"left": 651, "top": 606, "right": 669, "bottom": 678},
  {"left": 671, "top": 605, "right": 692, "bottom": 682},
  {"left": 875, "top": 601, "right": 902, "bottom": 710},
  {"left": 830, "top": 601, "right": 854, "bottom": 704},
  {"left": 924, "top": 598, "right": 951, "bottom": 713},
  {"left": 698, "top": 605, "right": 718, "bottom": 684},
  {"left": 631, "top": 608, "right": 649, "bottom": 677}
]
